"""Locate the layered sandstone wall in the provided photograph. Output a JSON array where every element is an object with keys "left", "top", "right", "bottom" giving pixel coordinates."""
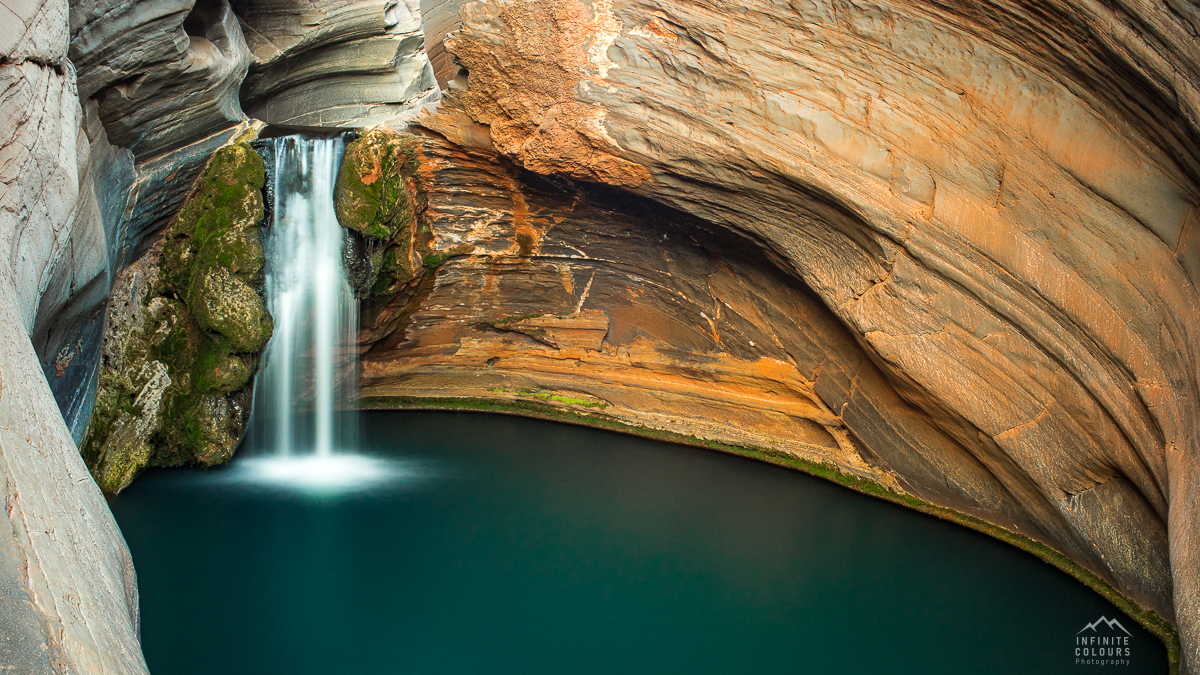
[
  {"left": 363, "top": 129, "right": 1183, "bottom": 632},
  {"left": 236, "top": 0, "right": 439, "bottom": 126},
  {"left": 406, "top": 0, "right": 1200, "bottom": 670}
]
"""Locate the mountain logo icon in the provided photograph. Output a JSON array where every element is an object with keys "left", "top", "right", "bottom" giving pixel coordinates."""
[{"left": 1077, "top": 616, "right": 1132, "bottom": 636}]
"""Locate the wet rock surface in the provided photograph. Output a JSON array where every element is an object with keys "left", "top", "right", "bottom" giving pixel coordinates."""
[
  {"left": 334, "top": 127, "right": 444, "bottom": 303},
  {"left": 85, "top": 141, "right": 271, "bottom": 491}
]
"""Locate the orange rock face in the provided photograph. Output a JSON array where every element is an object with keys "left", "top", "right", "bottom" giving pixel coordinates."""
[
  {"left": 397, "top": 0, "right": 1200, "bottom": 667},
  {"left": 432, "top": 0, "right": 650, "bottom": 186},
  {"left": 360, "top": 138, "right": 881, "bottom": 482}
]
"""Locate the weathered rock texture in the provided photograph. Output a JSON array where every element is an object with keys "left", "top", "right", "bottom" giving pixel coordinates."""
[
  {"left": 85, "top": 140, "right": 272, "bottom": 492},
  {"left": 360, "top": 137, "right": 894, "bottom": 487},
  {"left": 236, "top": 0, "right": 439, "bottom": 126},
  {"left": 403, "top": 0, "right": 1200, "bottom": 670},
  {"left": 0, "top": 0, "right": 147, "bottom": 671},
  {"left": 418, "top": 0, "right": 469, "bottom": 87},
  {"left": 74, "top": 0, "right": 252, "bottom": 160},
  {"left": 335, "top": 127, "right": 441, "bottom": 302}
]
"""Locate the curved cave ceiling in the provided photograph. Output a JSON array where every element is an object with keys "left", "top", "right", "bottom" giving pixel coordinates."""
[{"left": 4, "top": 0, "right": 1200, "bottom": 671}]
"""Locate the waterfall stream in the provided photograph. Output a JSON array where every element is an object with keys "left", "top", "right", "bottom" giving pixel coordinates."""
[
  {"left": 248, "top": 134, "right": 359, "bottom": 461},
  {"left": 234, "top": 132, "right": 410, "bottom": 490}
]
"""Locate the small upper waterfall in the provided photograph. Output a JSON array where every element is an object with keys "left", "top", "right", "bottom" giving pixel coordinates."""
[{"left": 249, "top": 134, "right": 358, "bottom": 457}]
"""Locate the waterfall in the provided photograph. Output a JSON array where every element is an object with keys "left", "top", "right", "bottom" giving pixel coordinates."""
[{"left": 249, "top": 134, "right": 358, "bottom": 458}]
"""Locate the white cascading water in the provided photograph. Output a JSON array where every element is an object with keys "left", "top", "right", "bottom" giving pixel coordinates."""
[
  {"left": 253, "top": 134, "right": 358, "bottom": 457},
  {"left": 238, "top": 133, "right": 389, "bottom": 490},
  {"left": 228, "top": 133, "right": 412, "bottom": 492}
]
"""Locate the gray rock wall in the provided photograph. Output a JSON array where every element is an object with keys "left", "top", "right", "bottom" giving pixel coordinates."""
[
  {"left": 418, "top": 0, "right": 467, "bottom": 87},
  {"left": 237, "top": 0, "right": 439, "bottom": 127},
  {"left": 0, "top": 0, "right": 148, "bottom": 671}
]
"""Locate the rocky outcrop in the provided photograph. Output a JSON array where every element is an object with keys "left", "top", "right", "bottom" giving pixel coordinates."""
[
  {"left": 39, "top": 0, "right": 440, "bottom": 461},
  {"left": 336, "top": 128, "right": 420, "bottom": 241},
  {"left": 236, "top": 0, "right": 438, "bottom": 127},
  {"left": 85, "top": 140, "right": 272, "bottom": 491},
  {"left": 408, "top": 0, "right": 1200, "bottom": 669},
  {"left": 74, "top": 0, "right": 251, "bottom": 160},
  {"left": 418, "top": 0, "right": 469, "bottom": 87},
  {"left": 0, "top": 0, "right": 147, "bottom": 671},
  {"left": 334, "top": 127, "right": 437, "bottom": 303}
]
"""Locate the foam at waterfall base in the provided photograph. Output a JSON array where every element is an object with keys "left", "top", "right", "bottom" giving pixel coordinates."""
[{"left": 226, "top": 454, "right": 433, "bottom": 494}]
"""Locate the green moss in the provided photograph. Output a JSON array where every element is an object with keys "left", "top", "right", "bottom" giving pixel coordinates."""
[
  {"left": 189, "top": 266, "right": 273, "bottom": 353},
  {"left": 423, "top": 252, "right": 451, "bottom": 269},
  {"left": 192, "top": 335, "right": 253, "bottom": 393},
  {"left": 335, "top": 128, "right": 416, "bottom": 241},
  {"left": 90, "top": 417, "right": 154, "bottom": 493},
  {"left": 490, "top": 388, "right": 608, "bottom": 408},
  {"left": 334, "top": 128, "right": 434, "bottom": 299},
  {"left": 194, "top": 227, "right": 266, "bottom": 285},
  {"left": 371, "top": 243, "right": 419, "bottom": 297},
  {"left": 162, "top": 143, "right": 266, "bottom": 295},
  {"left": 85, "top": 141, "right": 273, "bottom": 487},
  {"left": 82, "top": 370, "right": 133, "bottom": 468},
  {"left": 358, "top": 394, "right": 1181, "bottom": 673}
]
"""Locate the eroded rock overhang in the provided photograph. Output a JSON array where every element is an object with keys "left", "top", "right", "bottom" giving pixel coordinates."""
[
  {"left": 6, "top": 0, "right": 1200, "bottom": 670},
  {"left": 397, "top": 0, "right": 1200, "bottom": 670}
]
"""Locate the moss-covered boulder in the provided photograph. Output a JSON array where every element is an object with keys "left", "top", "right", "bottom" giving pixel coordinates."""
[
  {"left": 163, "top": 141, "right": 267, "bottom": 292},
  {"left": 334, "top": 128, "right": 428, "bottom": 298},
  {"left": 83, "top": 141, "right": 272, "bottom": 492},
  {"left": 189, "top": 265, "right": 273, "bottom": 352},
  {"left": 335, "top": 128, "right": 416, "bottom": 240},
  {"left": 89, "top": 359, "right": 171, "bottom": 493}
]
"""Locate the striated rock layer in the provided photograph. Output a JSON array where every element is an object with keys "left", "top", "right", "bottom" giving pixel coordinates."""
[
  {"left": 357, "top": 0, "right": 1200, "bottom": 669},
  {"left": 360, "top": 138, "right": 896, "bottom": 487},
  {"left": 0, "top": 0, "right": 147, "bottom": 671},
  {"left": 365, "top": 132, "right": 1181, "bottom": 634},
  {"left": 236, "top": 0, "right": 439, "bottom": 127}
]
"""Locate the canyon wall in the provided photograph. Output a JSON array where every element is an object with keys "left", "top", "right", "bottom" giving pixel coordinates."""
[
  {"left": 2, "top": 0, "right": 1200, "bottom": 671},
  {"left": 402, "top": 0, "right": 1200, "bottom": 669},
  {"left": 1, "top": 0, "right": 146, "bottom": 671}
]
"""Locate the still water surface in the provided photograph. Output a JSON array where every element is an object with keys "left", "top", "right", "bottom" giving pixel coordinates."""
[{"left": 109, "top": 411, "right": 1167, "bottom": 674}]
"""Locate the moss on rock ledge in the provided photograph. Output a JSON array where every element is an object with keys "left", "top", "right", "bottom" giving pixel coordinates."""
[
  {"left": 83, "top": 141, "right": 271, "bottom": 492},
  {"left": 334, "top": 128, "right": 430, "bottom": 299}
]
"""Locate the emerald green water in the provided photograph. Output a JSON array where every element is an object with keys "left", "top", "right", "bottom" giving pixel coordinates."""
[{"left": 109, "top": 411, "right": 1167, "bottom": 674}]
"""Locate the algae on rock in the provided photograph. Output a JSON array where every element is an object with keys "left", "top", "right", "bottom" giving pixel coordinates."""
[
  {"left": 334, "top": 128, "right": 429, "bottom": 299},
  {"left": 83, "top": 141, "right": 272, "bottom": 492}
]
